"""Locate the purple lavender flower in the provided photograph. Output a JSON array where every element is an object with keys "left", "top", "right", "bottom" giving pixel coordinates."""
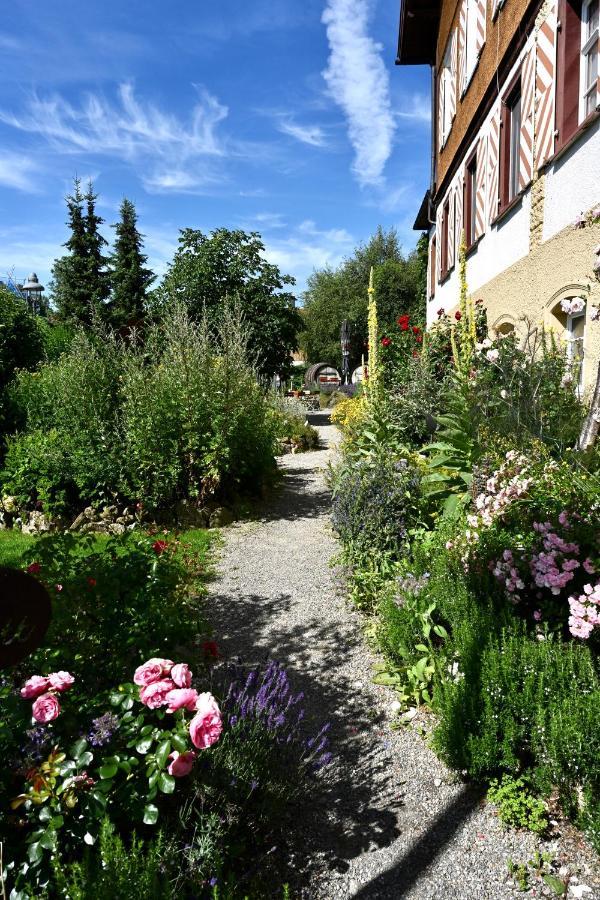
[{"left": 88, "top": 712, "right": 119, "bottom": 747}]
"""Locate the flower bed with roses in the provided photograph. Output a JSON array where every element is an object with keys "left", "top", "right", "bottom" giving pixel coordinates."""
[{"left": 3, "top": 654, "right": 331, "bottom": 898}]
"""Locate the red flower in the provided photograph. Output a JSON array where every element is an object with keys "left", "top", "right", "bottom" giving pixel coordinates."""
[
  {"left": 412, "top": 350, "right": 420, "bottom": 358},
  {"left": 381, "top": 336, "right": 391, "bottom": 347},
  {"left": 26, "top": 562, "right": 41, "bottom": 575},
  {"left": 412, "top": 326, "right": 420, "bottom": 334},
  {"left": 202, "top": 640, "right": 219, "bottom": 659},
  {"left": 401, "top": 323, "right": 409, "bottom": 331},
  {"left": 437, "top": 307, "right": 445, "bottom": 318},
  {"left": 416, "top": 335, "right": 423, "bottom": 344},
  {"left": 397, "top": 314, "right": 410, "bottom": 327},
  {"left": 87, "top": 577, "right": 96, "bottom": 588},
  {"left": 152, "top": 539, "right": 169, "bottom": 556},
  {"left": 455, "top": 311, "right": 462, "bottom": 321}
]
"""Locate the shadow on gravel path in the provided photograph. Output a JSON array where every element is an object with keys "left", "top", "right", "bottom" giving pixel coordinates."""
[{"left": 206, "top": 423, "right": 546, "bottom": 899}]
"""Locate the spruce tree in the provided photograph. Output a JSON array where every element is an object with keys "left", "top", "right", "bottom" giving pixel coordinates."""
[
  {"left": 108, "top": 198, "right": 155, "bottom": 329},
  {"left": 50, "top": 178, "right": 92, "bottom": 324},
  {"left": 83, "top": 180, "right": 110, "bottom": 313},
  {"left": 50, "top": 178, "right": 109, "bottom": 326}
]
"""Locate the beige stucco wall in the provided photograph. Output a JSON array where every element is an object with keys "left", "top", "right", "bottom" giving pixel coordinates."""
[{"left": 475, "top": 217, "right": 600, "bottom": 395}]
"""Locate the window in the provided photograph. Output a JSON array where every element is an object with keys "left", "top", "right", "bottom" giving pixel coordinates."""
[
  {"left": 464, "top": 153, "right": 477, "bottom": 248},
  {"left": 566, "top": 304, "right": 586, "bottom": 394},
  {"left": 557, "top": 0, "right": 599, "bottom": 150},
  {"left": 463, "top": 0, "right": 485, "bottom": 91},
  {"left": 441, "top": 199, "right": 450, "bottom": 278},
  {"left": 581, "top": 0, "right": 599, "bottom": 119},
  {"left": 439, "top": 37, "right": 455, "bottom": 148},
  {"left": 500, "top": 78, "right": 522, "bottom": 210}
]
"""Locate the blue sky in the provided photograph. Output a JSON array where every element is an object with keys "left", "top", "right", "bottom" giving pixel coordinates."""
[{"left": 0, "top": 0, "right": 430, "bottom": 298}]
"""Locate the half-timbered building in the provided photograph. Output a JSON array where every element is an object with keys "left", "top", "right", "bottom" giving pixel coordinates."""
[{"left": 397, "top": 0, "right": 600, "bottom": 390}]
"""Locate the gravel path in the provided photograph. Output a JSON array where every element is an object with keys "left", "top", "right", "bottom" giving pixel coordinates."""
[{"left": 207, "top": 413, "right": 599, "bottom": 899}]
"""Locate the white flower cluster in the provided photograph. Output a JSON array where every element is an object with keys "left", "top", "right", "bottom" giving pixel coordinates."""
[{"left": 560, "top": 297, "right": 586, "bottom": 315}]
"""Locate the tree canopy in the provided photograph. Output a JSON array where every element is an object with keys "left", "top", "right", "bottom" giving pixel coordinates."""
[
  {"left": 300, "top": 227, "right": 427, "bottom": 372},
  {"left": 152, "top": 227, "right": 304, "bottom": 379}
]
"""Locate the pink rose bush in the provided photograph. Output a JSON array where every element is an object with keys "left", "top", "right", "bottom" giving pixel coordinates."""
[
  {"left": 20, "top": 670, "right": 75, "bottom": 720},
  {"left": 165, "top": 688, "right": 199, "bottom": 713},
  {"left": 189, "top": 692, "right": 223, "bottom": 749}
]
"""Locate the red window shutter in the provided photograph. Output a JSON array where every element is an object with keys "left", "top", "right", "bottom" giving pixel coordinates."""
[{"left": 556, "top": 0, "right": 582, "bottom": 148}]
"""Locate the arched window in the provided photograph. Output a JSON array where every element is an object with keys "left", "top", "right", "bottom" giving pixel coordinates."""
[{"left": 548, "top": 289, "right": 588, "bottom": 395}]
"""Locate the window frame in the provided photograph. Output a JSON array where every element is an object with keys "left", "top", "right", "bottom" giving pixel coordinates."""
[
  {"left": 566, "top": 307, "right": 586, "bottom": 395},
  {"left": 581, "top": 0, "right": 599, "bottom": 120},
  {"left": 440, "top": 199, "right": 450, "bottom": 279},
  {"left": 556, "top": 0, "right": 600, "bottom": 152},
  {"left": 429, "top": 236, "right": 437, "bottom": 298},
  {"left": 464, "top": 149, "right": 477, "bottom": 250},
  {"left": 499, "top": 72, "right": 522, "bottom": 213}
]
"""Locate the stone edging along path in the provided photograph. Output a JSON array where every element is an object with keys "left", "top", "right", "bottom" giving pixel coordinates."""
[{"left": 206, "top": 413, "right": 600, "bottom": 899}]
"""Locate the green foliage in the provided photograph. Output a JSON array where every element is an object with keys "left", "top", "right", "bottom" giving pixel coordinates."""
[
  {"left": 300, "top": 227, "right": 426, "bottom": 371},
  {"left": 330, "top": 453, "right": 421, "bottom": 555},
  {"left": 269, "top": 396, "right": 319, "bottom": 452},
  {"left": 52, "top": 819, "right": 169, "bottom": 899},
  {"left": 422, "top": 379, "right": 478, "bottom": 515},
  {"left": 2, "top": 306, "right": 277, "bottom": 517},
  {"left": 108, "top": 198, "right": 155, "bottom": 330},
  {"left": 0, "top": 285, "right": 46, "bottom": 449},
  {"left": 152, "top": 228, "right": 303, "bottom": 379},
  {"left": 488, "top": 775, "right": 549, "bottom": 834},
  {"left": 21, "top": 530, "right": 209, "bottom": 692}
]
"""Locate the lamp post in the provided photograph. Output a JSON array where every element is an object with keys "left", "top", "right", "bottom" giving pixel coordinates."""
[
  {"left": 340, "top": 319, "right": 351, "bottom": 385},
  {"left": 20, "top": 273, "right": 45, "bottom": 316}
]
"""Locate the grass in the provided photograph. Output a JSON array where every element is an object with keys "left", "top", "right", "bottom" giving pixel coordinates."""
[
  {"left": 0, "top": 526, "right": 216, "bottom": 575},
  {"left": 0, "top": 529, "right": 36, "bottom": 568}
]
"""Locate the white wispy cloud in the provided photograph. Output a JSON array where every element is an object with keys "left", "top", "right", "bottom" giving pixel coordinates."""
[
  {"left": 321, "top": 0, "right": 395, "bottom": 187},
  {"left": 277, "top": 119, "right": 327, "bottom": 147},
  {"left": 263, "top": 219, "right": 355, "bottom": 293},
  {"left": 396, "top": 94, "right": 431, "bottom": 124},
  {"left": 0, "top": 153, "right": 39, "bottom": 192},
  {"left": 0, "top": 83, "right": 229, "bottom": 193}
]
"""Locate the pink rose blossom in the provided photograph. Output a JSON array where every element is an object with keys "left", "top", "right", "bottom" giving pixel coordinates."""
[
  {"left": 189, "top": 693, "right": 223, "bottom": 749},
  {"left": 134, "top": 658, "right": 174, "bottom": 686},
  {"left": 139, "top": 679, "right": 176, "bottom": 709},
  {"left": 165, "top": 688, "right": 198, "bottom": 713},
  {"left": 20, "top": 675, "right": 51, "bottom": 699},
  {"left": 171, "top": 663, "right": 192, "bottom": 688},
  {"left": 583, "top": 558, "right": 596, "bottom": 574},
  {"left": 32, "top": 692, "right": 61, "bottom": 723},
  {"left": 48, "top": 671, "right": 74, "bottom": 692},
  {"left": 533, "top": 610, "right": 542, "bottom": 621},
  {"left": 167, "top": 750, "right": 196, "bottom": 777},
  {"left": 133, "top": 661, "right": 163, "bottom": 687}
]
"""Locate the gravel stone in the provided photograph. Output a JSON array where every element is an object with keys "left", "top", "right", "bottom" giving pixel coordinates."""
[{"left": 206, "top": 413, "right": 600, "bottom": 899}]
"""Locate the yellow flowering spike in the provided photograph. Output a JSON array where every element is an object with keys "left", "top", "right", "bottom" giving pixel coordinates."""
[{"left": 366, "top": 266, "right": 380, "bottom": 397}]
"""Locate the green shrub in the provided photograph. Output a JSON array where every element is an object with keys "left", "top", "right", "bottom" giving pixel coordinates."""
[
  {"left": 51, "top": 820, "right": 170, "bottom": 899},
  {"left": 488, "top": 775, "right": 548, "bottom": 834},
  {"left": 331, "top": 454, "right": 421, "bottom": 555},
  {"left": 2, "top": 306, "right": 277, "bottom": 517},
  {"left": 21, "top": 530, "right": 211, "bottom": 696}
]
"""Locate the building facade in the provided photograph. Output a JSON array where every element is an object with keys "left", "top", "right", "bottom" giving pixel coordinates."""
[{"left": 397, "top": 0, "right": 600, "bottom": 391}]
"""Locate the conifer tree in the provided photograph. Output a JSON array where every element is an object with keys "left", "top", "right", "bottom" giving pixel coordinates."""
[
  {"left": 108, "top": 198, "right": 155, "bottom": 329},
  {"left": 50, "top": 178, "right": 109, "bottom": 325},
  {"left": 49, "top": 178, "right": 92, "bottom": 324},
  {"left": 83, "top": 180, "right": 110, "bottom": 312}
]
